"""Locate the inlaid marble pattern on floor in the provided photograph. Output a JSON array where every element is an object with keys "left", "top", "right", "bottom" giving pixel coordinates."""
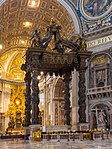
[{"left": 0, "top": 139, "right": 112, "bottom": 149}]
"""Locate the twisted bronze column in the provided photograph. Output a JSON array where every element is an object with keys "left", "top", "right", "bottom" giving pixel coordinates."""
[
  {"left": 78, "top": 65, "right": 87, "bottom": 123},
  {"left": 24, "top": 71, "right": 31, "bottom": 126},
  {"left": 63, "top": 72, "right": 71, "bottom": 125},
  {"left": 31, "top": 70, "right": 40, "bottom": 124},
  {"left": 110, "top": 60, "right": 112, "bottom": 85}
]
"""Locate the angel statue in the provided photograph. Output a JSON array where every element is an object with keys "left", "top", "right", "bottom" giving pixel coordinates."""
[
  {"left": 70, "top": 34, "right": 87, "bottom": 51},
  {"left": 30, "top": 30, "right": 41, "bottom": 47}
]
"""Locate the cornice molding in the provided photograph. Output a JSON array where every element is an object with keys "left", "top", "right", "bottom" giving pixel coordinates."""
[
  {"left": 0, "top": 79, "right": 25, "bottom": 85},
  {"left": 85, "top": 25, "right": 112, "bottom": 40}
]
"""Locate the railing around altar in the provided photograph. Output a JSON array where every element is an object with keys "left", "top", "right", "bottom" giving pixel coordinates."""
[{"left": 42, "top": 129, "right": 110, "bottom": 141}]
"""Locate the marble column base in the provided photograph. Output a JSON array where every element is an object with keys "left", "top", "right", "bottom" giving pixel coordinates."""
[
  {"left": 77, "top": 123, "right": 89, "bottom": 131},
  {"left": 24, "top": 127, "right": 30, "bottom": 135},
  {"left": 71, "top": 124, "right": 77, "bottom": 131},
  {"left": 45, "top": 125, "right": 71, "bottom": 132},
  {"left": 29, "top": 124, "right": 42, "bottom": 141},
  {"left": 24, "top": 127, "right": 30, "bottom": 140}
]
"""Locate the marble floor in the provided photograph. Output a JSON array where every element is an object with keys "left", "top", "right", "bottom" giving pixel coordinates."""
[{"left": 0, "top": 139, "right": 112, "bottom": 149}]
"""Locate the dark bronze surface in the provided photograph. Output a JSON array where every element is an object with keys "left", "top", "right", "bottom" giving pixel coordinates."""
[{"left": 21, "top": 22, "right": 92, "bottom": 126}]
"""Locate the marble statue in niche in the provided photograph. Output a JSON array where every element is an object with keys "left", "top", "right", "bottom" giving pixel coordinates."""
[
  {"left": 91, "top": 106, "right": 110, "bottom": 130},
  {"left": 98, "top": 109, "right": 107, "bottom": 125},
  {"left": 96, "top": 69, "right": 105, "bottom": 87}
]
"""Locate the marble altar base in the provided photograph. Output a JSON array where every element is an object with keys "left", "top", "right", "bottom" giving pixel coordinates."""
[
  {"left": 29, "top": 125, "right": 42, "bottom": 141},
  {"left": 44, "top": 125, "right": 71, "bottom": 133},
  {"left": 77, "top": 123, "right": 89, "bottom": 131}
]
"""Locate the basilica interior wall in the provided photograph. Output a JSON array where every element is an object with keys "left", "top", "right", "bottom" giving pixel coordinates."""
[
  {"left": 0, "top": 0, "right": 112, "bottom": 133},
  {"left": 0, "top": 82, "right": 11, "bottom": 133},
  {"left": 86, "top": 45, "right": 112, "bottom": 130}
]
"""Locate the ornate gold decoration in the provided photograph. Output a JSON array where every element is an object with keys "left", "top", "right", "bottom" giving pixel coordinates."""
[
  {"left": 23, "top": 22, "right": 33, "bottom": 28},
  {"left": 28, "top": 0, "right": 40, "bottom": 8},
  {"left": 92, "top": 55, "right": 108, "bottom": 65},
  {"left": 5, "top": 86, "right": 25, "bottom": 129},
  {"left": 0, "top": 44, "right": 2, "bottom": 50},
  {"left": 7, "top": 52, "right": 25, "bottom": 81},
  {"left": 0, "top": 54, "right": 8, "bottom": 61},
  {"left": 0, "top": 0, "right": 75, "bottom": 51}
]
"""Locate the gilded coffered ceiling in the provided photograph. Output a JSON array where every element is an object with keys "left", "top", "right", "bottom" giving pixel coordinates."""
[{"left": 0, "top": 0, "right": 78, "bottom": 82}]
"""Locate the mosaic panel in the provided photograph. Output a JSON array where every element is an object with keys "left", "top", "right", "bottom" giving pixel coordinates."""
[{"left": 82, "top": 0, "right": 112, "bottom": 18}]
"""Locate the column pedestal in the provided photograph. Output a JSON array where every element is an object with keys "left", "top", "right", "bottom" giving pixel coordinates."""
[
  {"left": 29, "top": 125, "right": 42, "bottom": 141},
  {"left": 77, "top": 123, "right": 89, "bottom": 131},
  {"left": 24, "top": 127, "right": 30, "bottom": 140}
]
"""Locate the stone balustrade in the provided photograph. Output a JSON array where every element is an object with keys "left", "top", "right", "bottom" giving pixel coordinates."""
[
  {"left": 87, "top": 85, "right": 112, "bottom": 94},
  {"left": 87, "top": 85, "right": 112, "bottom": 100}
]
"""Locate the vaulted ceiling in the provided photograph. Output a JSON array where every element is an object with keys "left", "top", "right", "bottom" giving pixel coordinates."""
[{"left": 0, "top": 0, "right": 79, "bottom": 82}]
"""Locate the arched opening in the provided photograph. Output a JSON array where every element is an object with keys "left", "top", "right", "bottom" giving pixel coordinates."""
[
  {"left": 54, "top": 78, "right": 64, "bottom": 98},
  {"left": 53, "top": 78, "right": 65, "bottom": 125}
]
